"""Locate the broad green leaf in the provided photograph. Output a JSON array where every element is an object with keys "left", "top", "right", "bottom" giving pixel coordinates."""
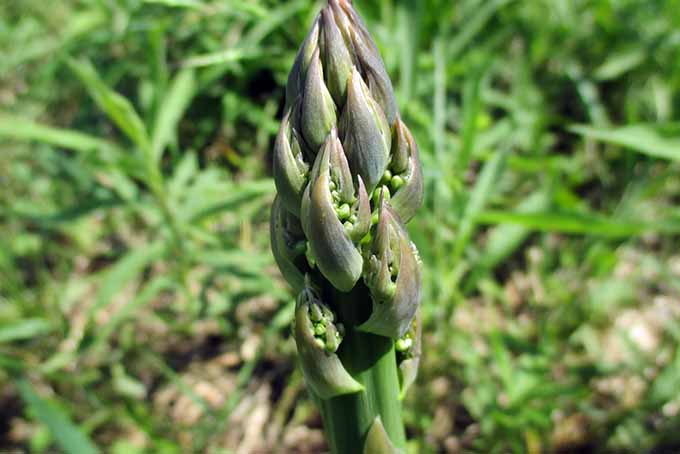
[
  {"left": 569, "top": 123, "right": 680, "bottom": 162},
  {"left": 475, "top": 211, "right": 680, "bottom": 237},
  {"left": 0, "top": 115, "right": 119, "bottom": 153},
  {"left": 16, "top": 379, "right": 100, "bottom": 454},
  {"left": 0, "top": 319, "right": 52, "bottom": 343},
  {"left": 151, "top": 69, "right": 196, "bottom": 163},
  {"left": 68, "top": 58, "right": 150, "bottom": 151}
]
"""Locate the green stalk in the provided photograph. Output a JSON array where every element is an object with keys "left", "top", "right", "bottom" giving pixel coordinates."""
[{"left": 318, "top": 291, "right": 405, "bottom": 453}]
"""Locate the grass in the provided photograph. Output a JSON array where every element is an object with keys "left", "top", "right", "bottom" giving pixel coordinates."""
[{"left": 1, "top": 0, "right": 679, "bottom": 452}]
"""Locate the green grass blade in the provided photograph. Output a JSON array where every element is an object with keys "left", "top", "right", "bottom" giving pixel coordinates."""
[
  {"left": 90, "top": 241, "right": 165, "bottom": 316},
  {"left": 478, "top": 191, "right": 549, "bottom": 268},
  {"left": 142, "top": 0, "right": 203, "bottom": 8},
  {"left": 67, "top": 58, "right": 150, "bottom": 151},
  {"left": 16, "top": 379, "right": 100, "bottom": 454},
  {"left": 151, "top": 69, "right": 196, "bottom": 163},
  {"left": 183, "top": 48, "right": 263, "bottom": 69},
  {"left": 453, "top": 149, "right": 508, "bottom": 260},
  {"left": 1, "top": 10, "right": 106, "bottom": 75},
  {"left": 447, "top": 0, "right": 511, "bottom": 59},
  {"left": 0, "top": 115, "right": 119, "bottom": 153},
  {"left": 94, "top": 277, "right": 174, "bottom": 349},
  {"left": 458, "top": 68, "right": 484, "bottom": 172},
  {"left": 475, "top": 211, "right": 680, "bottom": 237},
  {"left": 0, "top": 319, "right": 52, "bottom": 343},
  {"left": 569, "top": 123, "right": 680, "bottom": 161}
]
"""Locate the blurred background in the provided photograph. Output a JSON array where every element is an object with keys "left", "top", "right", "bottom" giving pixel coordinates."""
[{"left": 1, "top": 0, "right": 680, "bottom": 452}]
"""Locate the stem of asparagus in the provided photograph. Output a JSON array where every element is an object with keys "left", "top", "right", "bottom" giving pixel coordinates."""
[{"left": 317, "top": 291, "right": 406, "bottom": 453}]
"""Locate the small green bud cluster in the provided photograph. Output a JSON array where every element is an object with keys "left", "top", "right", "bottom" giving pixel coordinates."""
[
  {"left": 395, "top": 334, "right": 413, "bottom": 355},
  {"left": 308, "top": 294, "right": 345, "bottom": 353}
]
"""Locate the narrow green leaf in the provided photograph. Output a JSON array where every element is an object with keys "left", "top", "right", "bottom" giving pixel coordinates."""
[
  {"left": 94, "top": 277, "right": 173, "bottom": 348},
  {"left": 168, "top": 152, "right": 199, "bottom": 201},
  {"left": 453, "top": 149, "right": 508, "bottom": 259},
  {"left": 650, "top": 347, "right": 680, "bottom": 405},
  {"left": 569, "top": 123, "right": 680, "bottom": 162},
  {"left": 0, "top": 353, "right": 24, "bottom": 372},
  {"left": 183, "top": 48, "right": 263, "bottom": 69},
  {"left": 11, "top": 197, "right": 123, "bottom": 228},
  {"left": 142, "top": 0, "right": 203, "bottom": 8},
  {"left": 0, "top": 115, "right": 119, "bottom": 153},
  {"left": 67, "top": 58, "right": 150, "bottom": 151},
  {"left": 0, "top": 319, "right": 52, "bottom": 343},
  {"left": 90, "top": 241, "right": 165, "bottom": 316},
  {"left": 447, "top": 0, "right": 511, "bottom": 59},
  {"left": 594, "top": 49, "right": 645, "bottom": 81},
  {"left": 181, "top": 179, "right": 274, "bottom": 222},
  {"left": 457, "top": 68, "right": 484, "bottom": 172},
  {"left": 475, "top": 211, "right": 680, "bottom": 237},
  {"left": 1, "top": 10, "right": 106, "bottom": 74},
  {"left": 477, "top": 191, "right": 550, "bottom": 270},
  {"left": 16, "top": 379, "right": 100, "bottom": 454},
  {"left": 151, "top": 69, "right": 196, "bottom": 163}
]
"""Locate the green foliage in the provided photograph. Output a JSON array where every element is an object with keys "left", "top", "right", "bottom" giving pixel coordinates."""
[{"left": 1, "top": 0, "right": 679, "bottom": 453}]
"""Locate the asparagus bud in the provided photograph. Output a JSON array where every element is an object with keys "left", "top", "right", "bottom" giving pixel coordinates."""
[
  {"left": 340, "top": 67, "right": 391, "bottom": 194},
  {"left": 304, "top": 132, "right": 369, "bottom": 291},
  {"left": 271, "top": 1, "right": 424, "bottom": 449},
  {"left": 301, "top": 49, "right": 338, "bottom": 152},
  {"left": 386, "top": 119, "right": 424, "bottom": 222},
  {"left": 360, "top": 198, "right": 422, "bottom": 338},
  {"left": 293, "top": 283, "right": 363, "bottom": 399},
  {"left": 286, "top": 18, "right": 319, "bottom": 109}
]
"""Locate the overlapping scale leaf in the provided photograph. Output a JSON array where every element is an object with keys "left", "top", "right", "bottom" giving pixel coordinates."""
[
  {"left": 328, "top": 0, "right": 398, "bottom": 124},
  {"left": 380, "top": 119, "right": 424, "bottom": 222},
  {"left": 301, "top": 48, "right": 338, "bottom": 154},
  {"left": 360, "top": 199, "right": 422, "bottom": 338},
  {"left": 286, "top": 17, "right": 320, "bottom": 108},
  {"left": 270, "top": 197, "right": 309, "bottom": 293},
  {"left": 293, "top": 283, "right": 363, "bottom": 398},
  {"left": 302, "top": 131, "right": 370, "bottom": 292},
  {"left": 273, "top": 106, "right": 309, "bottom": 216},
  {"left": 340, "top": 67, "right": 391, "bottom": 194}
]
